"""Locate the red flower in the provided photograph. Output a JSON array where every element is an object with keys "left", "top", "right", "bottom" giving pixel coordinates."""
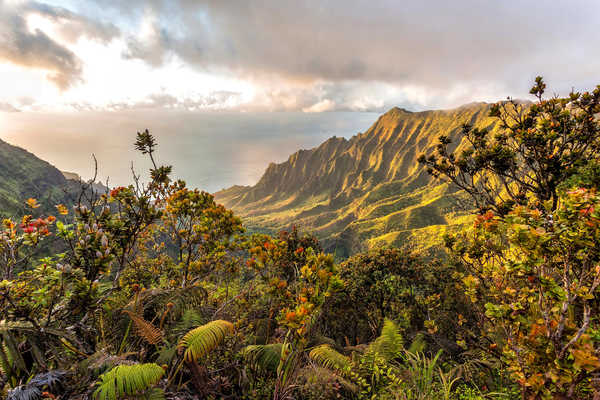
[{"left": 110, "top": 186, "right": 126, "bottom": 197}]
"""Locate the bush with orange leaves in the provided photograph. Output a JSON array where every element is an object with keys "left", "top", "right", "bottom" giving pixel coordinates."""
[{"left": 454, "top": 188, "right": 600, "bottom": 399}]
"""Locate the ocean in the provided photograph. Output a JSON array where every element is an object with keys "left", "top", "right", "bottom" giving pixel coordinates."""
[{"left": 0, "top": 110, "right": 377, "bottom": 192}]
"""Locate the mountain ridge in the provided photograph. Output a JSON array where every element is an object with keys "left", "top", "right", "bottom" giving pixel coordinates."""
[
  {"left": 215, "top": 101, "right": 503, "bottom": 256},
  {"left": 0, "top": 137, "right": 71, "bottom": 216}
]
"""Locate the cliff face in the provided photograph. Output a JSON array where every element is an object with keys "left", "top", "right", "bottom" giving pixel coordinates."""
[
  {"left": 0, "top": 138, "right": 70, "bottom": 216},
  {"left": 215, "top": 103, "right": 499, "bottom": 256}
]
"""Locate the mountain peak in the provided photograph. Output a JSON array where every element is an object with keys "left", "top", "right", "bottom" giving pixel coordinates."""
[{"left": 384, "top": 106, "right": 413, "bottom": 115}]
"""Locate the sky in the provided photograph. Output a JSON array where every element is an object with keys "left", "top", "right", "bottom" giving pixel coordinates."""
[{"left": 0, "top": 0, "right": 599, "bottom": 190}]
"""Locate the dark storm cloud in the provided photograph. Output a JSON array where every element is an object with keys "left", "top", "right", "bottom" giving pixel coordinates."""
[
  {"left": 0, "top": 0, "right": 118, "bottom": 89},
  {"left": 93, "top": 0, "right": 600, "bottom": 97}
]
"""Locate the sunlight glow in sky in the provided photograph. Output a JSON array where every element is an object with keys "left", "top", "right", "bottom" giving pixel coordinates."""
[
  {"left": 1, "top": 1, "right": 599, "bottom": 190},
  {"left": 1, "top": 10, "right": 255, "bottom": 111},
  {"left": 1, "top": 0, "right": 597, "bottom": 114}
]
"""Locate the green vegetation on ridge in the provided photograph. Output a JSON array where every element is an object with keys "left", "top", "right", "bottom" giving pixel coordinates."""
[
  {"left": 2, "top": 77, "right": 600, "bottom": 400},
  {"left": 215, "top": 103, "right": 502, "bottom": 256}
]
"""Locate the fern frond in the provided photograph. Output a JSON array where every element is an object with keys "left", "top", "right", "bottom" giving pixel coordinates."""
[
  {"left": 127, "top": 286, "right": 208, "bottom": 320},
  {"left": 1, "top": 331, "right": 27, "bottom": 374},
  {"left": 155, "top": 345, "right": 178, "bottom": 366},
  {"left": 407, "top": 333, "right": 426, "bottom": 354},
  {"left": 241, "top": 343, "right": 282, "bottom": 373},
  {"left": 81, "top": 349, "right": 137, "bottom": 374},
  {"left": 122, "top": 310, "right": 163, "bottom": 345},
  {"left": 146, "top": 388, "right": 166, "bottom": 400},
  {"left": 309, "top": 344, "right": 352, "bottom": 373},
  {"left": 178, "top": 320, "right": 234, "bottom": 363},
  {"left": 172, "top": 308, "right": 205, "bottom": 337},
  {"left": 0, "top": 341, "right": 13, "bottom": 375},
  {"left": 7, "top": 370, "right": 66, "bottom": 400},
  {"left": 297, "top": 365, "right": 358, "bottom": 395},
  {"left": 6, "top": 385, "right": 40, "bottom": 400},
  {"left": 368, "top": 318, "right": 403, "bottom": 361},
  {"left": 93, "top": 363, "right": 165, "bottom": 400}
]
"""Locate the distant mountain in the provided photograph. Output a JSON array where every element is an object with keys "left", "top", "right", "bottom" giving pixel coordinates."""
[
  {"left": 0, "top": 137, "right": 110, "bottom": 218},
  {"left": 215, "top": 103, "right": 502, "bottom": 256},
  {"left": 61, "top": 170, "right": 109, "bottom": 195}
]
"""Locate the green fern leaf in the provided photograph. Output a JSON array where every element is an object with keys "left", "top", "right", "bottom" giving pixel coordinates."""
[
  {"left": 93, "top": 363, "right": 165, "bottom": 400},
  {"left": 309, "top": 344, "right": 352, "bottom": 373},
  {"left": 241, "top": 343, "right": 282, "bottom": 372},
  {"left": 178, "top": 320, "right": 234, "bottom": 363},
  {"left": 367, "top": 318, "right": 404, "bottom": 361},
  {"left": 407, "top": 333, "right": 426, "bottom": 354}
]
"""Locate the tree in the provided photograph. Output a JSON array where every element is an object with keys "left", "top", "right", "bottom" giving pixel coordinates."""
[
  {"left": 320, "top": 248, "right": 471, "bottom": 352},
  {"left": 421, "top": 77, "right": 600, "bottom": 398},
  {"left": 419, "top": 77, "right": 600, "bottom": 215},
  {"left": 456, "top": 188, "right": 600, "bottom": 399},
  {"left": 159, "top": 181, "right": 243, "bottom": 287}
]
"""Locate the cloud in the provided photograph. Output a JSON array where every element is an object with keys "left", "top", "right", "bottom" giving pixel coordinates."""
[
  {"left": 0, "top": 0, "right": 118, "bottom": 90},
  {"left": 122, "top": 13, "right": 170, "bottom": 66},
  {"left": 97, "top": 0, "right": 600, "bottom": 98},
  {"left": 2, "top": 0, "right": 600, "bottom": 110},
  {"left": 302, "top": 99, "right": 336, "bottom": 113},
  {"left": 26, "top": 1, "right": 119, "bottom": 44},
  {"left": 0, "top": 102, "right": 20, "bottom": 112},
  {"left": 60, "top": 90, "right": 244, "bottom": 112}
]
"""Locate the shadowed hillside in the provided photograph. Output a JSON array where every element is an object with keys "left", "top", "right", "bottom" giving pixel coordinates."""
[
  {"left": 0, "top": 138, "right": 71, "bottom": 216},
  {"left": 215, "top": 103, "right": 503, "bottom": 256}
]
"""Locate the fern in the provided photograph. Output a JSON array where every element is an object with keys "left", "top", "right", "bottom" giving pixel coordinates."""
[
  {"left": 81, "top": 349, "right": 137, "bottom": 375},
  {"left": 93, "top": 363, "right": 165, "bottom": 400},
  {"left": 407, "top": 333, "right": 426, "bottom": 354},
  {"left": 7, "top": 370, "right": 66, "bottom": 400},
  {"left": 122, "top": 310, "right": 163, "bottom": 345},
  {"left": 178, "top": 320, "right": 234, "bottom": 363},
  {"left": 401, "top": 350, "right": 443, "bottom": 400},
  {"left": 367, "top": 318, "right": 404, "bottom": 361},
  {"left": 309, "top": 344, "right": 352, "bottom": 373},
  {"left": 1, "top": 330, "right": 27, "bottom": 374},
  {"left": 127, "top": 286, "right": 208, "bottom": 321},
  {"left": 0, "top": 341, "right": 13, "bottom": 376},
  {"left": 172, "top": 308, "right": 205, "bottom": 337},
  {"left": 241, "top": 343, "right": 283, "bottom": 373},
  {"left": 297, "top": 365, "right": 358, "bottom": 395},
  {"left": 6, "top": 385, "right": 40, "bottom": 400}
]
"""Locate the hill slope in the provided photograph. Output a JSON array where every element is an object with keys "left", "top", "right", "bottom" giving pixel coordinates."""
[
  {"left": 215, "top": 103, "right": 501, "bottom": 256},
  {"left": 0, "top": 138, "right": 72, "bottom": 216}
]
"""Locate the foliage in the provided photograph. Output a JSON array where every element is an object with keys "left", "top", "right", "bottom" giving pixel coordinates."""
[
  {"left": 454, "top": 188, "right": 600, "bottom": 398},
  {"left": 419, "top": 77, "right": 600, "bottom": 215},
  {"left": 177, "top": 319, "right": 234, "bottom": 363},
  {"left": 320, "top": 247, "right": 472, "bottom": 354},
  {"left": 3, "top": 81, "right": 600, "bottom": 400},
  {"left": 241, "top": 343, "right": 283, "bottom": 373},
  {"left": 7, "top": 370, "right": 66, "bottom": 400},
  {"left": 309, "top": 344, "right": 351, "bottom": 373},
  {"left": 424, "top": 78, "right": 600, "bottom": 399},
  {"left": 93, "top": 363, "right": 165, "bottom": 400},
  {"left": 159, "top": 181, "right": 243, "bottom": 287}
]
